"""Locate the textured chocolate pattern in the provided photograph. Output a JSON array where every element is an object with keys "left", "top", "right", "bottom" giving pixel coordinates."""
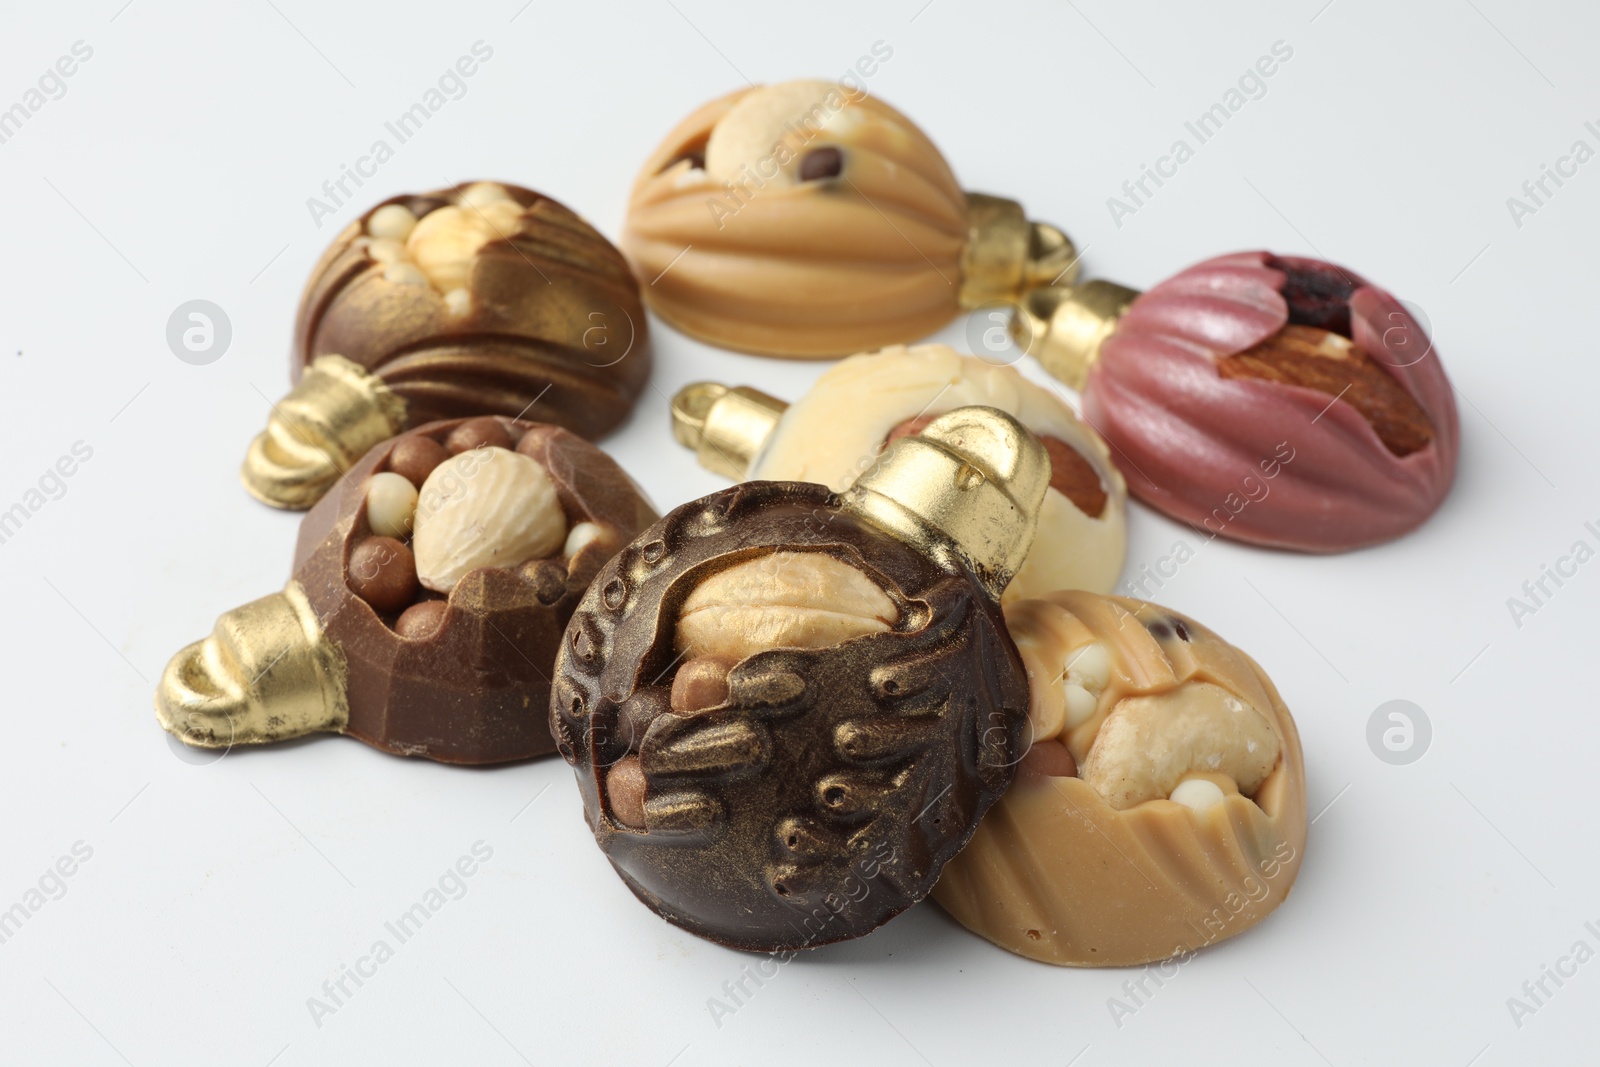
[{"left": 552, "top": 482, "right": 1030, "bottom": 951}]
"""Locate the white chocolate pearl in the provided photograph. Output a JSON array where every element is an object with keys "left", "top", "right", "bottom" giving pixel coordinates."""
[
  {"left": 1170, "top": 777, "right": 1227, "bottom": 814},
  {"left": 1066, "top": 642, "right": 1111, "bottom": 690},
  {"left": 442, "top": 288, "right": 472, "bottom": 317},
  {"left": 367, "top": 238, "right": 406, "bottom": 264},
  {"left": 564, "top": 521, "right": 604, "bottom": 558},
  {"left": 365, "top": 472, "right": 419, "bottom": 539},
  {"left": 1063, "top": 684, "right": 1098, "bottom": 728},
  {"left": 459, "top": 182, "right": 511, "bottom": 209},
  {"left": 384, "top": 262, "right": 429, "bottom": 286},
  {"left": 367, "top": 203, "right": 418, "bottom": 241}
]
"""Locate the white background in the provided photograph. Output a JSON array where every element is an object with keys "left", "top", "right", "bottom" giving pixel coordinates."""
[{"left": 1, "top": 1, "right": 1595, "bottom": 1064}]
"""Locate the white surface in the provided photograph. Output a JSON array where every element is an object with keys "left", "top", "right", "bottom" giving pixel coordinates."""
[{"left": 1, "top": 1, "right": 1595, "bottom": 1064}]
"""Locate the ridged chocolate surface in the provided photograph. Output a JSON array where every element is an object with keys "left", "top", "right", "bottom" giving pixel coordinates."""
[
  {"left": 1087, "top": 251, "right": 1459, "bottom": 551},
  {"left": 622, "top": 88, "right": 967, "bottom": 357},
  {"left": 295, "top": 183, "right": 650, "bottom": 440}
]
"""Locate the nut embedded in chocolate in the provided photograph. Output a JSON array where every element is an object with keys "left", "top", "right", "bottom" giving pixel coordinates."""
[
  {"left": 672, "top": 344, "right": 1129, "bottom": 601},
  {"left": 1021, "top": 252, "right": 1460, "bottom": 551},
  {"left": 157, "top": 417, "right": 658, "bottom": 764},
  {"left": 553, "top": 407, "right": 1049, "bottom": 951}
]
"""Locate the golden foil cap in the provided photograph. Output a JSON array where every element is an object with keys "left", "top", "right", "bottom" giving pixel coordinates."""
[
  {"left": 155, "top": 581, "right": 348, "bottom": 749},
  {"left": 241, "top": 355, "right": 407, "bottom": 510},
  {"left": 959, "top": 193, "right": 1079, "bottom": 310},
  {"left": 1010, "top": 280, "right": 1141, "bottom": 391},
  {"left": 844, "top": 405, "right": 1049, "bottom": 597},
  {"left": 669, "top": 382, "right": 788, "bottom": 480}
]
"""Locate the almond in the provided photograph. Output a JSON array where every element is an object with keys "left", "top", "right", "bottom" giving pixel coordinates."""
[
  {"left": 1218, "top": 324, "right": 1433, "bottom": 456},
  {"left": 412, "top": 447, "right": 567, "bottom": 592}
]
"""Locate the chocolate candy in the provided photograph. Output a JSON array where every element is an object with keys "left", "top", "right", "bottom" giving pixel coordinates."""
[
  {"left": 1016, "top": 252, "right": 1460, "bottom": 551},
  {"left": 670, "top": 344, "right": 1128, "bottom": 600},
  {"left": 243, "top": 181, "right": 651, "bottom": 510},
  {"left": 157, "top": 417, "right": 657, "bottom": 764},
  {"left": 553, "top": 408, "right": 1049, "bottom": 950},
  {"left": 623, "top": 80, "right": 1076, "bottom": 358},
  {"left": 934, "top": 590, "right": 1307, "bottom": 966}
]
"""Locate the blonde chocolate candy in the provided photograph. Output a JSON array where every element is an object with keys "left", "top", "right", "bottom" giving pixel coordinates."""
[
  {"left": 623, "top": 80, "right": 1075, "bottom": 357},
  {"left": 676, "top": 345, "right": 1126, "bottom": 601},
  {"left": 934, "top": 591, "right": 1307, "bottom": 967}
]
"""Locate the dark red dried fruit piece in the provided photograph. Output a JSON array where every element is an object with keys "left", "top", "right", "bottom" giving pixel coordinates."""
[
  {"left": 1218, "top": 325, "right": 1433, "bottom": 457},
  {"left": 884, "top": 414, "right": 938, "bottom": 444},
  {"left": 1267, "top": 255, "right": 1358, "bottom": 337},
  {"left": 799, "top": 146, "right": 843, "bottom": 181}
]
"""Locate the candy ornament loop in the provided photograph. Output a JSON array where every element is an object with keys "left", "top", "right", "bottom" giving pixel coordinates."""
[
  {"left": 155, "top": 581, "right": 349, "bottom": 747},
  {"left": 958, "top": 193, "right": 1080, "bottom": 310},
  {"left": 1009, "top": 280, "right": 1141, "bottom": 391},
  {"left": 845, "top": 405, "right": 1050, "bottom": 598},
  {"left": 665, "top": 345, "right": 1129, "bottom": 602},
  {"left": 669, "top": 382, "right": 787, "bottom": 480},
  {"left": 242, "top": 355, "right": 406, "bottom": 510}
]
